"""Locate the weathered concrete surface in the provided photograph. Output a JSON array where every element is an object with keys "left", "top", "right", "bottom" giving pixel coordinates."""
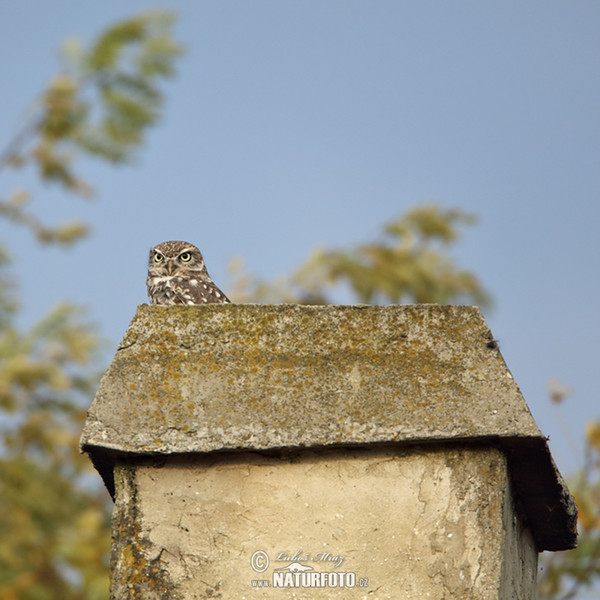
[
  {"left": 82, "top": 304, "right": 539, "bottom": 455},
  {"left": 110, "top": 446, "right": 537, "bottom": 600},
  {"left": 80, "top": 304, "right": 577, "bottom": 551}
]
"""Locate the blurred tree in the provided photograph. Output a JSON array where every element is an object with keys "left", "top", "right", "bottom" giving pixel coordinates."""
[
  {"left": 229, "top": 203, "right": 491, "bottom": 307},
  {"left": 0, "top": 11, "right": 182, "bottom": 600},
  {"left": 0, "top": 10, "right": 181, "bottom": 243}
]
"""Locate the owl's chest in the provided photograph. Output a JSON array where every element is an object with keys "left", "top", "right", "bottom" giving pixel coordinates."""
[{"left": 146, "top": 275, "right": 197, "bottom": 305}]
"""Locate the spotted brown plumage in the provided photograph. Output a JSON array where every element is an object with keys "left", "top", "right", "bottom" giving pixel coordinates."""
[{"left": 146, "top": 241, "right": 230, "bottom": 305}]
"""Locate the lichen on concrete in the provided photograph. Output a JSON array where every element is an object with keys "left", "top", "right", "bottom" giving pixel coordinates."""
[
  {"left": 110, "top": 462, "right": 184, "bottom": 600},
  {"left": 81, "top": 304, "right": 540, "bottom": 456}
]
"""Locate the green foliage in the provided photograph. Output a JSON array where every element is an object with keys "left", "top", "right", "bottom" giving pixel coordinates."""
[
  {"left": 0, "top": 276, "right": 111, "bottom": 600},
  {"left": 0, "top": 191, "right": 90, "bottom": 246},
  {"left": 0, "top": 10, "right": 182, "bottom": 244},
  {"left": 230, "top": 204, "right": 490, "bottom": 307},
  {"left": 0, "top": 10, "right": 182, "bottom": 599}
]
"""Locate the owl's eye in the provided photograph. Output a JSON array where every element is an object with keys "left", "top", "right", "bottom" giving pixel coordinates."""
[
  {"left": 179, "top": 252, "right": 192, "bottom": 262},
  {"left": 153, "top": 252, "right": 164, "bottom": 262}
]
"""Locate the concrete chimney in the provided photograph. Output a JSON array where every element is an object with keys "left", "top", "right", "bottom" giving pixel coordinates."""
[{"left": 81, "top": 304, "right": 577, "bottom": 599}]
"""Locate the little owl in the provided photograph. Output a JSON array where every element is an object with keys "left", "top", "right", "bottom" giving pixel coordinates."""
[{"left": 146, "top": 241, "right": 230, "bottom": 305}]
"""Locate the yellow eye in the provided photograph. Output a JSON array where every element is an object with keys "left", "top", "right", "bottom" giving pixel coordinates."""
[
  {"left": 179, "top": 252, "right": 192, "bottom": 262},
  {"left": 153, "top": 252, "right": 164, "bottom": 262}
]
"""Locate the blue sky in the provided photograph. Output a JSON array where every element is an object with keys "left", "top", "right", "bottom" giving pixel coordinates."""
[{"left": 1, "top": 0, "right": 599, "bottom": 488}]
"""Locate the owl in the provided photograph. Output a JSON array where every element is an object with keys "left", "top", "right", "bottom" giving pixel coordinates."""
[{"left": 146, "top": 241, "right": 230, "bottom": 305}]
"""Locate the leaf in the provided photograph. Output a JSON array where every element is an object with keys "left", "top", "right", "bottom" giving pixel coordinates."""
[{"left": 586, "top": 421, "right": 600, "bottom": 454}]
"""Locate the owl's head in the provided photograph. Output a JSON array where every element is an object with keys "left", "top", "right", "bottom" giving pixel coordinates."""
[{"left": 148, "top": 241, "right": 207, "bottom": 276}]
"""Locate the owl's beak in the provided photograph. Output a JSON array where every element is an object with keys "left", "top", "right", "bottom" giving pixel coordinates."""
[{"left": 166, "top": 260, "right": 174, "bottom": 275}]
